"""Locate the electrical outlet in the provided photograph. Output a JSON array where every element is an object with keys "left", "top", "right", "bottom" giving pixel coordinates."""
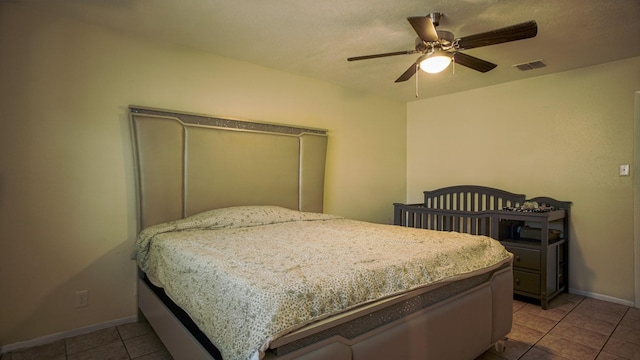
[
  {"left": 619, "top": 164, "right": 630, "bottom": 176},
  {"left": 75, "top": 290, "right": 88, "bottom": 308}
]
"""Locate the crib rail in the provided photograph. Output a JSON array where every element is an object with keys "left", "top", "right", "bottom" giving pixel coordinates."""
[
  {"left": 393, "top": 203, "right": 494, "bottom": 236},
  {"left": 395, "top": 186, "right": 527, "bottom": 237},
  {"left": 423, "top": 185, "right": 525, "bottom": 212}
]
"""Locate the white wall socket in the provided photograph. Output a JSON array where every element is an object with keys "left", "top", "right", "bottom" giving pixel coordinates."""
[
  {"left": 619, "top": 164, "right": 630, "bottom": 176},
  {"left": 75, "top": 290, "right": 88, "bottom": 308}
]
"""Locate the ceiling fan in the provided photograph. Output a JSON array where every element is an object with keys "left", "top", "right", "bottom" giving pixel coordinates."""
[{"left": 347, "top": 12, "right": 538, "bottom": 82}]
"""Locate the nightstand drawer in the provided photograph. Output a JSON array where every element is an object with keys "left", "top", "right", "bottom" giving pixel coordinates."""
[
  {"left": 513, "top": 270, "right": 540, "bottom": 295},
  {"left": 506, "top": 246, "right": 540, "bottom": 271}
]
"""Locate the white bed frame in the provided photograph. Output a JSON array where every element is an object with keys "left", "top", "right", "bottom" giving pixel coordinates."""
[{"left": 130, "top": 106, "right": 513, "bottom": 360}]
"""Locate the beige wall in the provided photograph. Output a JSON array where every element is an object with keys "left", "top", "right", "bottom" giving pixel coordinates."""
[
  {"left": 0, "top": 3, "right": 406, "bottom": 346},
  {"left": 407, "top": 57, "right": 640, "bottom": 304}
]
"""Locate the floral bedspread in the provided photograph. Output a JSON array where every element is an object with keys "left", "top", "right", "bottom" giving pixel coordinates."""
[{"left": 133, "top": 206, "right": 511, "bottom": 360}]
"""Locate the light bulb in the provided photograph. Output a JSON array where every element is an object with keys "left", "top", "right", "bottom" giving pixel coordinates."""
[{"left": 419, "top": 52, "right": 452, "bottom": 74}]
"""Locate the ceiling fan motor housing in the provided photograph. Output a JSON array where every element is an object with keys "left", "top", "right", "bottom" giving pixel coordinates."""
[{"left": 436, "top": 30, "right": 454, "bottom": 45}]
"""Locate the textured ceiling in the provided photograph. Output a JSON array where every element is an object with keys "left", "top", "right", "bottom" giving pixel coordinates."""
[{"left": 9, "top": 0, "right": 640, "bottom": 102}]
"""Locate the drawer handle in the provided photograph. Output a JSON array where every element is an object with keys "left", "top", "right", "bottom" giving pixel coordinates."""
[
  {"left": 515, "top": 278, "right": 520, "bottom": 285},
  {"left": 516, "top": 255, "right": 521, "bottom": 262}
]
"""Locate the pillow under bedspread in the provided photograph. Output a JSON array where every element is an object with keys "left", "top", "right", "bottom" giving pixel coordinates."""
[{"left": 133, "top": 206, "right": 511, "bottom": 360}]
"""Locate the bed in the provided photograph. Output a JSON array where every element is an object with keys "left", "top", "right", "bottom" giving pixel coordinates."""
[{"left": 130, "top": 106, "right": 514, "bottom": 360}]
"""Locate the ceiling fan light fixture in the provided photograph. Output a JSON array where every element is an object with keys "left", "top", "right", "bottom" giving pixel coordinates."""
[{"left": 418, "top": 51, "right": 452, "bottom": 74}]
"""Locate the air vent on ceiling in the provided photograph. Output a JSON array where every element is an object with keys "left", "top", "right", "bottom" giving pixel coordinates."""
[{"left": 513, "top": 60, "right": 546, "bottom": 71}]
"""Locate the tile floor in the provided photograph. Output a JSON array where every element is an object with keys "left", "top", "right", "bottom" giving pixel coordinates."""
[
  {"left": 0, "top": 320, "right": 172, "bottom": 360},
  {"left": 478, "top": 293, "right": 640, "bottom": 360},
  {"left": 2, "top": 293, "right": 639, "bottom": 360}
]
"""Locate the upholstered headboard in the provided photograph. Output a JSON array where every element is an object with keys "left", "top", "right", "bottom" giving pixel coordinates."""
[{"left": 130, "top": 106, "right": 328, "bottom": 231}]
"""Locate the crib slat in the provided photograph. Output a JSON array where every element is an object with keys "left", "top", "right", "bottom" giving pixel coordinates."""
[{"left": 394, "top": 185, "right": 526, "bottom": 238}]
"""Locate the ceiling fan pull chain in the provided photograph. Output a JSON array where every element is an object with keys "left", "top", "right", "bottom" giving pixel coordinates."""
[{"left": 415, "top": 63, "right": 420, "bottom": 98}]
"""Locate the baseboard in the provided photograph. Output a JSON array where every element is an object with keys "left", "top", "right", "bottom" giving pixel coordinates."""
[
  {"left": 0, "top": 315, "right": 137, "bottom": 354},
  {"left": 569, "top": 288, "right": 635, "bottom": 307}
]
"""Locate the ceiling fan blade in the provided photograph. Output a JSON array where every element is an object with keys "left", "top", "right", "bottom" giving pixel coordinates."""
[
  {"left": 453, "top": 52, "right": 497, "bottom": 73},
  {"left": 407, "top": 16, "right": 439, "bottom": 42},
  {"left": 395, "top": 62, "right": 418, "bottom": 82},
  {"left": 347, "top": 50, "right": 417, "bottom": 61},
  {"left": 455, "top": 20, "right": 537, "bottom": 50}
]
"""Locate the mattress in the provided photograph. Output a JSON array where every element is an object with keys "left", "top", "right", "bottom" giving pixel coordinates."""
[{"left": 133, "top": 206, "right": 512, "bottom": 360}]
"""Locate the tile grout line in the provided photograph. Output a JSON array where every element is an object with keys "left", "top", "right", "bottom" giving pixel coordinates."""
[
  {"left": 64, "top": 337, "right": 69, "bottom": 359},
  {"left": 592, "top": 306, "right": 630, "bottom": 359},
  {"left": 516, "top": 297, "right": 586, "bottom": 359},
  {"left": 116, "top": 325, "right": 135, "bottom": 360}
]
